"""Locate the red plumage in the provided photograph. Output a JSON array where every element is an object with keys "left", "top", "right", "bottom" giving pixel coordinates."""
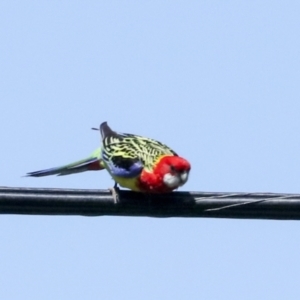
[{"left": 138, "top": 156, "right": 191, "bottom": 192}]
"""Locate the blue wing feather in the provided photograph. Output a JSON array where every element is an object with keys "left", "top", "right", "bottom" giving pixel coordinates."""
[{"left": 106, "top": 160, "right": 143, "bottom": 178}]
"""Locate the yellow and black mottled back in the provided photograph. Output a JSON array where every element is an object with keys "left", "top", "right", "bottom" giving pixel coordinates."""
[{"left": 100, "top": 122, "right": 177, "bottom": 172}]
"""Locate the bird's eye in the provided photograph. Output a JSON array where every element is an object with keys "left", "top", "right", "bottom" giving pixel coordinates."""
[{"left": 170, "top": 165, "right": 176, "bottom": 172}]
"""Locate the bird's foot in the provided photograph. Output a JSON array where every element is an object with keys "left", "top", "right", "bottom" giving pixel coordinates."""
[{"left": 109, "top": 183, "right": 120, "bottom": 204}]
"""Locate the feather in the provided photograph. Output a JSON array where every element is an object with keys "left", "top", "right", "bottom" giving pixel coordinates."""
[{"left": 26, "top": 149, "right": 104, "bottom": 177}]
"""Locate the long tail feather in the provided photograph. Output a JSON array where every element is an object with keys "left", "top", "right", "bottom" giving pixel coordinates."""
[{"left": 26, "top": 149, "right": 105, "bottom": 177}]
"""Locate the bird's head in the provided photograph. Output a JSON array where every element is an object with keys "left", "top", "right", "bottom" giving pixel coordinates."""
[{"left": 156, "top": 155, "right": 191, "bottom": 190}]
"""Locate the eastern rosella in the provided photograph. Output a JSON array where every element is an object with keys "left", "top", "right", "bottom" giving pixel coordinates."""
[{"left": 27, "top": 122, "right": 191, "bottom": 194}]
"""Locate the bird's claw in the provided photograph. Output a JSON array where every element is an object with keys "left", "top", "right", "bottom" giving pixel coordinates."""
[{"left": 109, "top": 183, "right": 120, "bottom": 204}]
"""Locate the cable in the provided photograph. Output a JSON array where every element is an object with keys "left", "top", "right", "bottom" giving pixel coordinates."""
[{"left": 0, "top": 186, "right": 299, "bottom": 220}]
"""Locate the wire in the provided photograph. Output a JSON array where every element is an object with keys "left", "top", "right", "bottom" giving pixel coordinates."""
[{"left": 0, "top": 186, "right": 300, "bottom": 220}]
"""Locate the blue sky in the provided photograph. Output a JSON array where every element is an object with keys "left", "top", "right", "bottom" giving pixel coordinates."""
[{"left": 1, "top": 1, "right": 300, "bottom": 299}]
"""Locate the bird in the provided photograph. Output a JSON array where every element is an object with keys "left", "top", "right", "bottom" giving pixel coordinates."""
[{"left": 26, "top": 122, "right": 191, "bottom": 201}]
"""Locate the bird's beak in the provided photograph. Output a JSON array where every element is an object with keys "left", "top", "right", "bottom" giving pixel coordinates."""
[{"left": 179, "top": 171, "right": 189, "bottom": 185}]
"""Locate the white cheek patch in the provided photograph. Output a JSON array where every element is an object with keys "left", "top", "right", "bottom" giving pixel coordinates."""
[{"left": 163, "top": 173, "right": 180, "bottom": 188}]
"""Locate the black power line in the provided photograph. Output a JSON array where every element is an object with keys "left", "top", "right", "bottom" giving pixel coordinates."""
[{"left": 1, "top": 186, "right": 300, "bottom": 220}]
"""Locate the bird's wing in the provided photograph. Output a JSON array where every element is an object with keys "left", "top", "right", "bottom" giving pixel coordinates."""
[{"left": 101, "top": 131, "right": 177, "bottom": 176}]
